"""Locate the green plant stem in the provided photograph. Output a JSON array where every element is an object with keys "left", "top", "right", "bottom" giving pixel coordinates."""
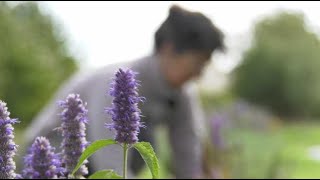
[{"left": 123, "top": 143, "right": 128, "bottom": 179}]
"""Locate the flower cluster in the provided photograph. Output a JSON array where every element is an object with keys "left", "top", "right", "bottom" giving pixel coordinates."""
[
  {"left": 58, "top": 94, "right": 89, "bottom": 177},
  {"left": 0, "top": 67, "right": 149, "bottom": 179},
  {"left": 22, "top": 136, "right": 64, "bottom": 179},
  {"left": 105, "top": 68, "right": 145, "bottom": 145},
  {"left": 0, "top": 101, "right": 19, "bottom": 179}
]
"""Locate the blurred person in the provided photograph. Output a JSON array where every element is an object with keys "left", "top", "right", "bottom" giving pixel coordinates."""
[{"left": 23, "top": 5, "right": 224, "bottom": 179}]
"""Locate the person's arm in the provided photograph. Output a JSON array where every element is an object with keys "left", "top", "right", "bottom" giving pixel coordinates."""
[{"left": 168, "top": 84, "right": 206, "bottom": 179}]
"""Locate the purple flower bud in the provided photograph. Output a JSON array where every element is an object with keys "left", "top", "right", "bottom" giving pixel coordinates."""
[
  {"left": 58, "top": 94, "right": 89, "bottom": 177},
  {"left": 22, "top": 137, "right": 65, "bottom": 179},
  {"left": 0, "top": 100, "right": 19, "bottom": 179},
  {"left": 105, "top": 68, "right": 145, "bottom": 145}
]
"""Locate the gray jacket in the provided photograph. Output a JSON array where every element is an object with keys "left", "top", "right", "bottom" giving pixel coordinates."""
[{"left": 24, "top": 54, "right": 206, "bottom": 178}]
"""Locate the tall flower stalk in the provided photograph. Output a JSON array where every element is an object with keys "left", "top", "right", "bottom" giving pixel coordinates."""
[
  {"left": 0, "top": 100, "right": 19, "bottom": 179},
  {"left": 58, "top": 94, "right": 89, "bottom": 178},
  {"left": 105, "top": 68, "right": 145, "bottom": 179},
  {"left": 22, "top": 136, "right": 64, "bottom": 179}
]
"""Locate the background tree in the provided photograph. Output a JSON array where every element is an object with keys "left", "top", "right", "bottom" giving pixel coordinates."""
[
  {"left": 0, "top": 2, "right": 78, "bottom": 128},
  {"left": 231, "top": 11, "right": 320, "bottom": 118}
]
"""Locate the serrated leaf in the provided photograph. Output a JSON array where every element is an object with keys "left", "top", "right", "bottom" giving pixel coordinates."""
[
  {"left": 133, "top": 142, "right": 160, "bottom": 179},
  {"left": 71, "top": 139, "right": 117, "bottom": 175}
]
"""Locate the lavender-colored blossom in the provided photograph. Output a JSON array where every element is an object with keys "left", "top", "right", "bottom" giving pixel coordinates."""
[
  {"left": 58, "top": 94, "right": 89, "bottom": 177},
  {"left": 15, "top": 174, "right": 22, "bottom": 179},
  {"left": 211, "top": 114, "right": 225, "bottom": 150},
  {"left": 22, "top": 137, "right": 64, "bottom": 179},
  {"left": 105, "top": 68, "right": 145, "bottom": 145},
  {"left": 0, "top": 100, "right": 19, "bottom": 179}
]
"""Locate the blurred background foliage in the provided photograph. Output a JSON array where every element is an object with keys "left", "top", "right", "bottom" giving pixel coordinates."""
[
  {"left": 0, "top": 1, "right": 78, "bottom": 128},
  {"left": 230, "top": 11, "right": 320, "bottom": 119},
  {"left": 196, "top": 10, "right": 320, "bottom": 179}
]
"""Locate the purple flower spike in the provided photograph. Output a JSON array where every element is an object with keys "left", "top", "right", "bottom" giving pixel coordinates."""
[
  {"left": 0, "top": 100, "right": 19, "bottom": 179},
  {"left": 211, "top": 115, "right": 225, "bottom": 150},
  {"left": 59, "top": 94, "right": 89, "bottom": 177},
  {"left": 105, "top": 68, "right": 145, "bottom": 145},
  {"left": 22, "top": 137, "right": 65, "bottom": 179}
]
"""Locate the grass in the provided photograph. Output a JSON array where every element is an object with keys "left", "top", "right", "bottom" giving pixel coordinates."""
[
  {"left": 279, "top": 122, "right": 320, "bottom": 178},
  {"left": 137, "top": 121, "right": 320, "bottom": 179},
  {"left": 226, "top": 128, "right": 284, "bottom": 178},
  {"left": 226, "top": 121, "right": 320, "bottom": 179}
]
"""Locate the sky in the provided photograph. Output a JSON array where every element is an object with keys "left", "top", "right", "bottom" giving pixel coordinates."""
[{"left": 37, "top": 1, "right": 320, "bottom": 74}]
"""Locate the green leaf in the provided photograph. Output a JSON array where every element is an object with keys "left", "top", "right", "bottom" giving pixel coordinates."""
[
  {"left": 133, "top": 142, "right": 160, "bottom": 179},
  {"left": 71, "top": 139, "right": 117, "bottom": 175},
  {"left": 88, "top": 169, "right": 122, "bottom": 179}
]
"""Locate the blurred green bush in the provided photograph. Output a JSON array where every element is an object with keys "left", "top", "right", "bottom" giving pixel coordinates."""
[
  {"left": 231, "top": 11, "right": 320, "bottom": 118},
  {"left": 0, "top": 2, "right": 78, "bottom": 128}
]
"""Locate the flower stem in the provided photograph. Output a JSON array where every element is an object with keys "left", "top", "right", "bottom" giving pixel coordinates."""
[{"left": 123, "top": 143, "right": 128, "bottom": 179}]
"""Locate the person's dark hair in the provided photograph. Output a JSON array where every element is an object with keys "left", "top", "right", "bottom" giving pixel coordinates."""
[{"left": 155, "top": 5, "right": 225, "bottom": 54}]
